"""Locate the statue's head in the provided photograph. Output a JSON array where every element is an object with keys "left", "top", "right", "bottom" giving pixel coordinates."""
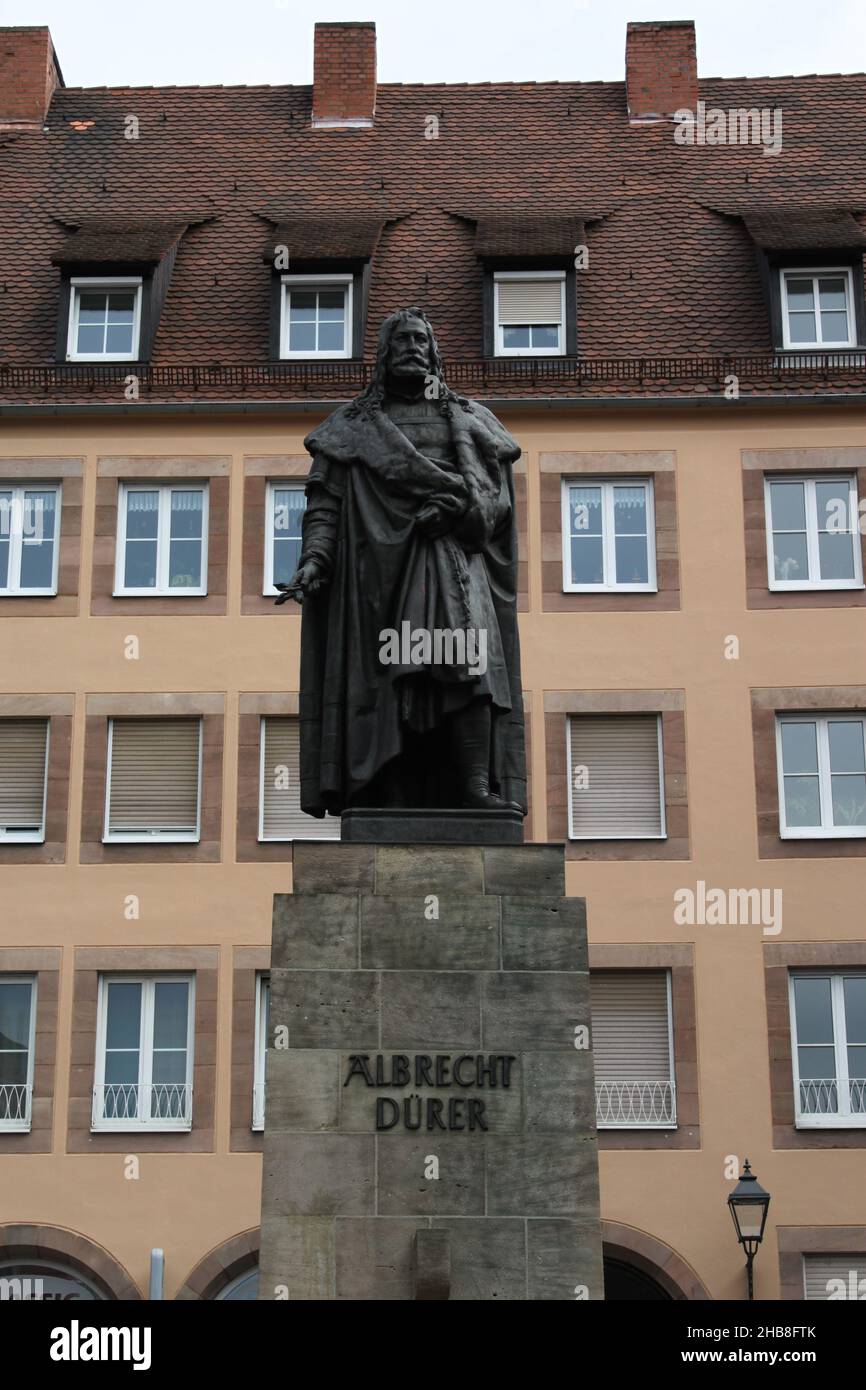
[
  {"left": 347, "top": 306, "right": 469, "bottom": 418},
  {"left": 383, "top": 309, "right": 435, "bottom": 385}
]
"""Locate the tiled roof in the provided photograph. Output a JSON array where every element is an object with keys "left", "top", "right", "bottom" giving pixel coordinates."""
[
  {"left": 51, "top": 218, "right": 192, "bottom": 264},
  {"left": 740, "top": 206, "right": 866, "bottom": 252},
  {"left": 2, "top": 73, "right": 866, "bottom": 402},
  {"left": 260, "top": 213, "right": 388, "bottom": 261}
]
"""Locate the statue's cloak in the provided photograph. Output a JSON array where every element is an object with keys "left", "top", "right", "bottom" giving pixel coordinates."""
[{"left": 298, "top": 398, "right": 527, "bottom": 815}]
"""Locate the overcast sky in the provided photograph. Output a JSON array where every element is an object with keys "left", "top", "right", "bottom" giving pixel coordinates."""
[{"left": 2, "top": 0, "right": 865, "bottom": 87}]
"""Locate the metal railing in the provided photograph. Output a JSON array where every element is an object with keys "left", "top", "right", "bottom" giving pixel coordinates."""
[
  {"left": 798, "top": 1077, "right": 866, "bottom": 1117},
  {"left": 0, "top": 1083, "right": 32, "bottom": 1130},
  {"left": 2, "top": 351, "right": 866, "bottom": 398},
  {"left": 595, "top": 1079, "right": 677, "bottom": 1128},
  {"left": 92, "top": 1082, "right": 193, "bottom": 1129}
]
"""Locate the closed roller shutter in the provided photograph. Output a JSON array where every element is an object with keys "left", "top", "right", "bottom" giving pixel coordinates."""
[
  {"left": 803, "top": 1255, "right": 866, "bottom": 1299},
  {"left": 591, "top": 972, "right": 672, "bottom": 1082},
  {"left": 106, "top": 718, "right": 200, "bottom": 837},
  {"left": 497, "top": 278, "right": 563, "bottom": 326},
  {"left": 260, "top": 717, "right": 339, "bottom": 841},
  {"left": 568, "top": 714, "right": 664, "bottom": 837},
  {"left": 0, "top": 719, "right": 49, "bottom": 836}
]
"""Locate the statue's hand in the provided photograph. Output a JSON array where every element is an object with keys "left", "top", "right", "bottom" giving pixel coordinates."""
[
  {"left": 274, "top": 559, "right": 326, "bottom": 605},
  {"left": 416, "top": 493, "right": 465, "bottom": 538}
]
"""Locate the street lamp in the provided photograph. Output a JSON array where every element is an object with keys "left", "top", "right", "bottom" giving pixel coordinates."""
[{"left": 728, "top": 1159, "right": 771, "bottom": 1300}]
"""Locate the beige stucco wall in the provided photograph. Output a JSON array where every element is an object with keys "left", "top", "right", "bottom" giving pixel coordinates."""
[{"left": 2, "top": 404, "right": 865, "bottom": 1299}]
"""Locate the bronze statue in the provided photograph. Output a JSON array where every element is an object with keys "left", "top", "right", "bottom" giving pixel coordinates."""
[{"left": 277, "top": 307, "right": 526, "bottom": 819}]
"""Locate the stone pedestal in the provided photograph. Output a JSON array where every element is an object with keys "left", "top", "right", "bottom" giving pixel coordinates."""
[{"left": 258, "top": 841, "right": 603, "bottom": 1301}]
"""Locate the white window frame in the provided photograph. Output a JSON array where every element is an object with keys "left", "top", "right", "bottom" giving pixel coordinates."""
[
  {"left": 103, "top": 717, "right": 202, "bottom": 844},
  {"left": 263, "top": 481, "right": 306, "bottom": 597},
  {"left": 593, "top": 970, "right": 677, "bottom": 1130},
  {"left": 279, "top": 274, "right": 353, "bottom": 360},
  {"left": 764, "top": 474, "right": 863, "bottom": 591},
  {"left": 252, "top": 972, "right": 269, "bottom": 1132},
  {"left": 92, "top": 974, "right": 195, "bottom": 1132},
  {"left": 0, "top": 483, "right": 62, "bottom": 597},
  {"left": 66, "top": 276, "right": 143, "bottom": 362},
  {"left": 114, "top": 481, "right": 209, "bottom": 598},
  {"left": 566, "top": 713, "right": 667, "bottom": 841},
  {"left": 780, "top": 267, "right": 856, "bottom": 351},
  {"left": 560, "top": 476, "right": 657, "bottom": 592},
  {"left": 0, "top": 719, "right": 49, "bottom": 844},
  {"left": 775, "top": 713, "right": 866, "bottom": 839},
  {"left": 789, "top": 971, "right": 866, "bottom": 1128},
  {"left": 0, "top": 975, "right": 36, "bottom": 1133},
  {"left": 494, "top": 270, "right": 566, "bottom": 358}
]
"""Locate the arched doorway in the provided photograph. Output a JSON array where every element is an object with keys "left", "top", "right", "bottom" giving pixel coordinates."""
[
  {"left": 216, "top": 1267, "right": 258, "bottom": 1301},
  {"left": 175, "top": 1230, "right": 259, "bottom": 1300},
  {"left": 602, "top": 1221, "right": 711, "bottom": 1301},
  {"left": 0, "top": 1258, "right": 107, "bottom": 1301},
  {"left": 0, "top": 1224, "right": 140, "bottom": 1300},
  {"left": 604, "top": 1255, "right": 672, "bottom": 1300}
]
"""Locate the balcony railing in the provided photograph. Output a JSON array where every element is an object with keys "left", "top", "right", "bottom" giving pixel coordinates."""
[
  {"left": 91, "top": 1082, "right": 193, "bottom": 1130},
  {"left": 796, "top": 1077, "right": 866, "bottom": 1126},
  {"left": 595, "top": 1079, "right": 677, "bottom": 1128},
  {"left": 0, "top": 1083, "right": 32, "bottom": 1131},
  {"left": 2, "top": 351, "right": 866, "bottom": 403}
]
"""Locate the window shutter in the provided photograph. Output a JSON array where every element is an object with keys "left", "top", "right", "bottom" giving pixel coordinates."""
[
  {"left": 591, "top": 973, "right": 672, "bottom": 1082},
  {"left": 568, "top": 714, "right": 663, "bottom": 837},
  {"left": 107, "top": 718, "right": 200, "bottom": 836},
  {"left": 261, "top": 717, "right": 339, "bottom": 841},
  {"left": 497, "top": 278, "right": 563, "bottom": 326},
  {"left": 0, "top": 719, "right": 49, "bottom": 833},
  {"left": 803, "top": 1255, "right": 866, "bottom": 1299}
]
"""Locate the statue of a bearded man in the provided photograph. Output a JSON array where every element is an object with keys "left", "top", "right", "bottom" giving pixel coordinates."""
[{"left": 278, "top": 307, "right": 526, "bottom": 819}]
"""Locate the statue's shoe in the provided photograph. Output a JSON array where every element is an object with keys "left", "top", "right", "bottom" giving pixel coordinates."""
[{"left": 460, "top": 783, "right": 523, "bottom": 813}]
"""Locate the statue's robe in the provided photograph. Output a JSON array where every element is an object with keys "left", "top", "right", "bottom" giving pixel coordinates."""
[{"left": 297, "top": 396, "right": 527, "bottom": 814}]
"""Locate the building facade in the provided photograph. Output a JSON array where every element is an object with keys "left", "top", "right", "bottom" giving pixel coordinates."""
[{"left": 1, "top": 17, "right": 865, "bottom": 1301}]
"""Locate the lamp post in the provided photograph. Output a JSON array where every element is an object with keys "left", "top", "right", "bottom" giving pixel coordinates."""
[{"left": 728, "top": 1159, "right": 771, "bottom": 1300}]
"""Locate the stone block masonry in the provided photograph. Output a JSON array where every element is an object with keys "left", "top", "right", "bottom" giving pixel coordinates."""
[{"left": 259, "top": 842, "right": 603, "bottom": 1301}]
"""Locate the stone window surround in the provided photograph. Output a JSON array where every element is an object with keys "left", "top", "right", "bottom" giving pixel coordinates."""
[
  {"left": 778, "top": 1225, "right": 866, "bottom": 1300},
  {"left": 589, "top": 944, "right": 699, "bottom": 1151},
  {"left": 67, "top": 946, "right": 217, "bottom": 1154},
  {"left": 0, "top": 694, "right": 72, "bottom": 866},
  {"left": 80, "top": 692, "right": 224, "bottom": 864},
  {"left": 231, "top": 947, "right": 270, "bottom": 1152},
  {"left": 539, "top": 451, "right": 680, "bottom": 613},
  {"left": 0, "top": 459, "right": 83, "bottom": 617},
  {"left": 242, "top": 456, "right": 308, "bottom": 617},
  {"left": 751, "top": 686, "right": 866, "bottom": 860},
  {"left": 544, "top": 690, "right": 689, "bottom": 860},
  {"left": 91, "top": 457, "right": 229, "bottom": 616},
  {"left": 764, "top": 940, "right": 866, "bottom": 1150},
  {"left": 237, "top": 690, "right": 535, "bottom": 857},
  {"left": 0, "top": 1223, "right": 141, "bottom": 1300},
  {"left": 742, "top": 447, "right": 866, "bottom": 610},
  {"left": 241, "top": 454, "right": 529, "bottom": 614},
  {"left": 0, "top": 948, "right": 61, "bottom": 1155}
]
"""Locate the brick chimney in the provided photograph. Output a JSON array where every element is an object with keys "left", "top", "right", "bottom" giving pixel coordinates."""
[
  {"left": 312, "top": 21, "right": 376, "bottom": 128},
  {"left": 0, "top": 26, "right": 63, "bottom": 132},
  {"left": 625, "top": 20, "right": 697, "bottom": 123}
]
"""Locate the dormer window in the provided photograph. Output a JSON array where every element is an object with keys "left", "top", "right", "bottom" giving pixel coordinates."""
[
  {"left": 780, "top": 269, "right": 856, "bottom": 350},
  {"left": 66, "top": 277, "right": 143, "bottom": 361},
  {"left": 279, "top": 274, "right": 353, "bottom": 359},
  {"left": 494, "top": 272, "right": 566, "bottom": 357}
]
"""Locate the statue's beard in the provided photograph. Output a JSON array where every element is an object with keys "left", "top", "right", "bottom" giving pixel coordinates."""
[{"left": 385, "top": 359, "right": 429, "bottom": 394}]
